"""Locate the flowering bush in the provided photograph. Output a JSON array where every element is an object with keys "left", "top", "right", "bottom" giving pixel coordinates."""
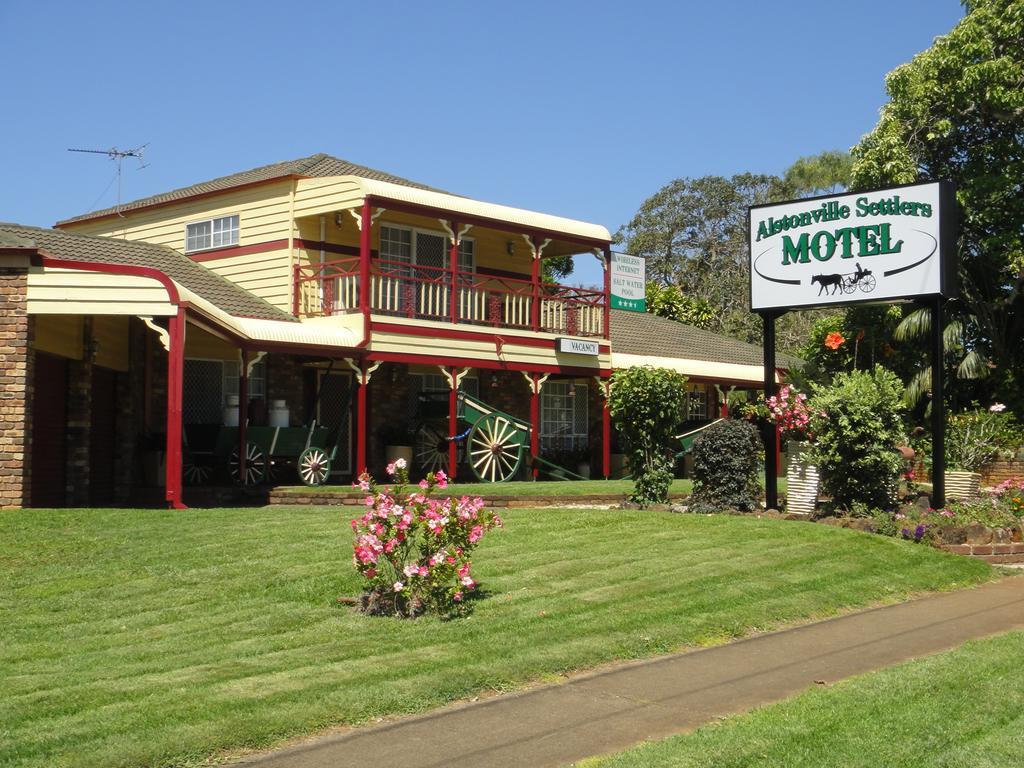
[
  {"left": 350, "top": 459, "right": 503, "bottom": 617},
  {"left": 765, "top": 384, "right": 817, "bottom": 441}
]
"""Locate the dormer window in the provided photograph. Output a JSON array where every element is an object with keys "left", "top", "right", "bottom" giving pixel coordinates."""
[{"left": 185, "top": 214, "right": 239, "bottom": 253}]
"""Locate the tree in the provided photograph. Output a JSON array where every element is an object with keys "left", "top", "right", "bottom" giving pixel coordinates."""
[
  {"left": 608, "top": 366, "right": 689, "bottom": 506},
  {"left": 645, "top": 282, "right": 715, "bottom": 329},
  {"left": 777, "top": 150, "right": 854, "bottom": 199},
  {"left": 850, "top": 0, "right": 1024, "bottom": 411},
  {"left": 617, "top": 152, "right": 854, "bottom": 350},
  {"left": 615, "top": 173, "right": 776, "bottom": 343}
]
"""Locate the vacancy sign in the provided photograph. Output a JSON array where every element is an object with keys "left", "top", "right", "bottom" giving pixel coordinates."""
[
  {"left": 749, "top": 181, "right": 957, "bottom": 311},
  {"left": 611, "top": 252, "right": 646, "bottom": 311}
]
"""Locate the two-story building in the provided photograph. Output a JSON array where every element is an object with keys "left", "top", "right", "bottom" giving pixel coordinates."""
[{"left": 0, "top": 153, "right": 778, "bottom": 509}]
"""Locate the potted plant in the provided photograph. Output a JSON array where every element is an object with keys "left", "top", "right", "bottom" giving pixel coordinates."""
[
  {"left": 763, "top": 385, "right": 821, "bottom": 515},
  {"left": 944, "top": 406, "right": 1012, "bottom": 498},
  {"left": 379, "top": 423, "right": 415, "bottom": 467}
]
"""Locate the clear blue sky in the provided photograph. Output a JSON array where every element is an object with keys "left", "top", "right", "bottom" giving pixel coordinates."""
[{"left": 0, "top": 0, "right": 964, "bottom": 287}]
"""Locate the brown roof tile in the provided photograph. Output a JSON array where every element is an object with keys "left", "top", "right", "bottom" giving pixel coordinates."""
[
  {"left": 0, "top": 223, "right": 295, "bottom": 322},
  {"left": 57, "top": 152, "right": 447, "bottom": 225},
  {"left": 610, "top": 309, "right": 801, "bottom": 370}
]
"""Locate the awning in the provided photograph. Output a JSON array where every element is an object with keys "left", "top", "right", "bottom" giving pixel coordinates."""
[{"left": 611, "top": 352, "right": 779, "bottom": 386}]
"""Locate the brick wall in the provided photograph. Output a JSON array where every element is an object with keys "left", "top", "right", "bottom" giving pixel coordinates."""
[
  {"left": 0, "top": 269, "right": 31, "bottom": 508},
  {"left": 981, "top": 461, "right": 1024, "bottom": 486}
]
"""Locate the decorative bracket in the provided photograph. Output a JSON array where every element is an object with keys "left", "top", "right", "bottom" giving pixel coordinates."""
[
  {"left": 345, "top": 357, "right": 382, "bottom": 385},
  {"left": 439, "top": 220, "right": 473, "bottom": 246},
  {"left": 349, "top": 207, "right": 385, "bottom": 231},
  {"left": 139, "top": 316, "right": 170, "bottom": 352},
  {"left": 439, "top": 366, "right": 471, "bottom": 390},
  {"left": 522, "top": 371, "right": 550, "bottom": 394},
  {"left": 593, "top": 376, "right": 613, "bottom": 400},
  {"left": 593, "top": 248, "right": 608, "bottom": 269},
  {"left": 246, "top": 350, "right": 267, "bottom": 376},
  {"left": 714, "top": 384, "right": 736, "bottom": 404},
  {"left": 523, "top": 234, "right": 552, "bottom": 260}
]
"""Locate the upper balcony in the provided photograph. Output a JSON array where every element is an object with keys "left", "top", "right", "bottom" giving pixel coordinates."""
[{"left": 293, "top": 256, "right": 607, "bottom": 338}]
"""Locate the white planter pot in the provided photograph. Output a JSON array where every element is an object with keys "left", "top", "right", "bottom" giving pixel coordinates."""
[
  {"left": 384, "top": 445, "right": 413, "bottom": 466},
  {"left": 946, "top": 470, "right": 981, "bottom": 500},
  {"left": 785, "top": 441, "right": 819, "bottom": 516}
]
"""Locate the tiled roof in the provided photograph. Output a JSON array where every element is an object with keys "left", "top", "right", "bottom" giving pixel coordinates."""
[
  {"left": 57, "top": 152, "right": 446, "bottom": 225},
  {"left": 0, "top": 223, "right": 295, "bottom": 322},
  {"left": 610, "top": 309, "right": 801, "bottom": 369}
]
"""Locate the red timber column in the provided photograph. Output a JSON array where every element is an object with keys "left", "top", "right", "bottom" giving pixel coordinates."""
[
  {"left": 350, "top": 358, "right": 381, "bottom": 477},
  {"left": 238, "top": 349, "right": 249, "bottom": 485},
  {"left": 523, "top": 372, "right": 549, "bottom": 479},
  {"left": 594, "top": 376, "right": 612, "bottom": 479},
  {"left": 602, "top": 246, "right": 612, "bottom": 340},
  {"left": 443, "top": 366, "right": 468, "bottom": 478},
  {"left": 165, "top": 308, "right": 187, "bottom": 509}
]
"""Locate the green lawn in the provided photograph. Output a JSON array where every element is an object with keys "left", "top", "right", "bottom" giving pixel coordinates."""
[
  {"left": 585, "top": 629, "right": 1024, "bottom": 767},
  {"left": 0, "top": 506, "right": 991, "bottom": 768}
]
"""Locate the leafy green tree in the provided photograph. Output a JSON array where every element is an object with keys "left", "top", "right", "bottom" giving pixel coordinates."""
[
  {"left": 810, "top": 367, "right": 907, "bottom": 512},
  {"left": 645, "top": 282, "right": 715, "bottom": 329},
  {"left": 777, "top": 150, "right": 854, "bottom": 199},
  {"left": 851, "top": 0, "right": 1024, "bottom": 411},
  {"left": 690, "top": 419, "right": 763, "bottom": 513},
  {"left": 608, "top": 366, "right": 689, "bottom": 506},
  {"left": 617, "top": 152, "right": 854, "bottom": 351}
]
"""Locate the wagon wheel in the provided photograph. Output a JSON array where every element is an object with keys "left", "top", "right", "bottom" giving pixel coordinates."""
[
  {"left": 858, "top": 273, "right": 877, "bottom": 293},
  {"left": 297, "top": 446, "right": 332, "bottom": 486},
  {"left": 415, "top": 422, "right": 450, "bottom": 474},
  {"left": 183, "top": 453, "right": 212, "bottom": 485},
  {"left": 842, "top": 277, "right": 857, "bottom": 295},
  {"left": 228, "top": 441, "right": 267, "bottom": 485},
  {"left": 468, "top": 414, "right": 525, "bottom": 482}
]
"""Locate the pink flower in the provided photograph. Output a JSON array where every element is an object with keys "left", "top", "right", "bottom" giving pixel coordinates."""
[
  {"left": 393, "top": 581, "right": 404, "bottom": 592},
  {"left": 435, "top": 469, "right": 448, "bottom": 489},
  {"left": 990, "top": 403, "right": 1006, "bottom": 412},
  {"left": 453, "top": 591, "right": 463, "bottom": 602}
]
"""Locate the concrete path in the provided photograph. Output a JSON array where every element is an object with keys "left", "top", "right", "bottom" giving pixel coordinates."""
[{"left": 237, "top": 576, "right": 1024, "bottom": 768}]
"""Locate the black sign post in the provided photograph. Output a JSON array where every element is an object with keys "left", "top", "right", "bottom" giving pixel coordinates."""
[
  {"left": 762, "top": 310, "right": 780, "bottom": 509},
  {"left": 930, "top": 296, "right": 946, "bottom": 508}
]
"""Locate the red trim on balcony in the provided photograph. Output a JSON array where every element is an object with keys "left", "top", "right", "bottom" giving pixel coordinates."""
[
  {"left": 370, "top": 321, "right": 610, "bottom": 353},
  {"left": 367, "top": 350, "right": 608, "bottom": 376}
]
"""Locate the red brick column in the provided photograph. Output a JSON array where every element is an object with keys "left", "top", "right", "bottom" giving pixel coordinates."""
[{"left": 0, "top": 268, "right": 32, "bottom": 508}]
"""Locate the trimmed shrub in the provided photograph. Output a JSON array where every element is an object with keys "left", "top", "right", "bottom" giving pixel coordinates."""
[
  {"left": 810, "top": 366, "right": 905, "bottom": 512},
  {"left": 608, "top": 365, "right": 689, "bottom": 506},
  {"left": 690, "top": 419, "right": 763, "bottom": 513}
]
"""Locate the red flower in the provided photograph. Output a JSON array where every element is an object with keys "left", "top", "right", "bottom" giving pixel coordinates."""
[{"left": 824, "top": 331, "right": 845, "bottom": 350}]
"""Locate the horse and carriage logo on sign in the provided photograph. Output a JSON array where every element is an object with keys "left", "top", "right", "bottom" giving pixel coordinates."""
[{"left": 810, "top": 262, "right": 877, "bottom": 297}]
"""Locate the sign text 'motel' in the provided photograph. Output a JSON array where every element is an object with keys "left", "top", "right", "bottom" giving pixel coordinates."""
[
  {"left": 557, "top": 338, "right": 600, "bottom": 356},
  {"left": 610, "top": 252, "right": 646, "bottom": 312},
  {"left": 748, "top": 181, "right": 957, "bottom": 312}
]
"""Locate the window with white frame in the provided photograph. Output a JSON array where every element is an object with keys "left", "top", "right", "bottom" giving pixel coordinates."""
[
  {"left": 540, "top": 381, "right": 588, "bottom": 452},
  {"left": 185, "top": 214, "right": 239, "bottom": 253},
  {"left": 379, "top": 224, "right": 474, "bottom": 273},
  {"left": 686, "top": 384, "right": 708, "bottom": 420}
]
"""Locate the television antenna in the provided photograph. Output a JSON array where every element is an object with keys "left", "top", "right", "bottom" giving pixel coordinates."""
[{"left": 68, "top": 144, "right": 149, "bottom": 216}]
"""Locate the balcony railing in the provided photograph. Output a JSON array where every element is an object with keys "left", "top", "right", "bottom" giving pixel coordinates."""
[{"left": 295, "top": 257, "right": 606, "bottom": 338}]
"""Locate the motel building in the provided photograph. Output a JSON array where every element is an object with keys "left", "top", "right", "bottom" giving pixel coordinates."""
[{"left": 0, "top": 154, "right": 777, "bottom": 509}]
